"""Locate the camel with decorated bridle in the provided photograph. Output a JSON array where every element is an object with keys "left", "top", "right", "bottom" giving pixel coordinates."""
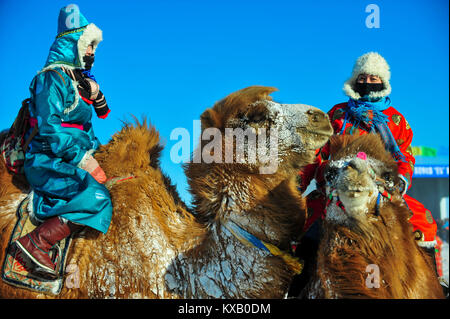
[
  {"left": 0, "top": 86, "right": 333, "bottom": 298},
  {"left": 304, "top": 134, "right": 444, "bottom": 299}
]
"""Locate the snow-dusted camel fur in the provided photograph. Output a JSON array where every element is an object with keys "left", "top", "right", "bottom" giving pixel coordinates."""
[
  {"left": 0, "top": 86, "right": 332, "bottom": 298},
  {"left": 305, "top": 134, "right": 444, "bottom": 299}
]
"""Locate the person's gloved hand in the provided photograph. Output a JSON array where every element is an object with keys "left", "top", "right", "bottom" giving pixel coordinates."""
[
  {"left": 73, "top": 70, "right": 110, "bottom": 119},
  {"left": 92, "top": 90, "right": 110, "bottom": 119},
  {"left": 74, "top": 70, "right": 100, "bottom": 101},
  {"left": 81, "top": 154, "right": 107, "bottom": 184}
]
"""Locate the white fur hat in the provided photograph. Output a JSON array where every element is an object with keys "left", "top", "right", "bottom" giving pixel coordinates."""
[{"left": 343, "top": 52, "right": 391, "bottom": 100}]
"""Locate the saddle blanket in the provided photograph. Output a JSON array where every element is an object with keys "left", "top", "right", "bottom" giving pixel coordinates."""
[{"left": 1, "top": 195, "right": 73, "bottom": 295}]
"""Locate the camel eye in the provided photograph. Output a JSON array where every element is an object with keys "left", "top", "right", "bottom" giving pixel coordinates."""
[
  {"left": 247, "top": 112, "right": 267, "bottom": 123},
  {"left": 382, "top": 172, "right": 395, "bottom": 188},
  {"left": 382, "top": 172, "right": 392, "bottom": 182},
  {"left": 244, "top": 103, "right": 269, "bottom": 124},
  {"left": 325, "top": 166, "right": 338, "bottom": 182}
]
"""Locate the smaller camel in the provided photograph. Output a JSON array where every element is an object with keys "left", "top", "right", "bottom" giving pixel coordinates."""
[{"left": 305, "top": 134, "right": 444, "bottom": 299}]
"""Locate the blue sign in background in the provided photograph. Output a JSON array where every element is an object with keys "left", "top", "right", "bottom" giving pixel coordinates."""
[{"left": 413, "top": 165, "right": 449, "bottom": 178}]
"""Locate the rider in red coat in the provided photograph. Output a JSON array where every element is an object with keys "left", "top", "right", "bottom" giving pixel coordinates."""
[{"left": 300, "top": 52, "right": 437, "bottom": 250}]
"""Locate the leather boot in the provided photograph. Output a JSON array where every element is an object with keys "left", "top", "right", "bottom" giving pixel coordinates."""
[{"left": 16, "top": 217, "right": 79, "bottom": 278}]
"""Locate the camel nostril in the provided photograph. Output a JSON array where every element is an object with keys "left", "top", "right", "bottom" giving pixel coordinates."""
[{"left": 305, "top": 108, "right": 333, "bottom": 136}]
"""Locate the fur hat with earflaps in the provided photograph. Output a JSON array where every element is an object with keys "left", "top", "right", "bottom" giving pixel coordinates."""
[{"left": 343, "top": 52, "right": 391, "bottom": 100}]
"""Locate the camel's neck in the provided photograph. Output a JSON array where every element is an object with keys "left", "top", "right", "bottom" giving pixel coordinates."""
[
  {"left": 174, "top": 164, "right": 306, "bottom": 298},
  {"left": 311, "top": 204, "right": 427, "bottom": 299},
  {"left": 320, "top": 209, "right": 405, "bottom": 262},
  {"left": 189, "top": 164, "right": 305, "bottom": 247},
  {"left": 165, "top": 220, "right": 293, "bottom": 298},
  {"left": 309, "top": 222, "right": 382, "bottom": 298}
]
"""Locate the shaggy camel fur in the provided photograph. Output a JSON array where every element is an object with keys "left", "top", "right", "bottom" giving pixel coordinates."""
[
  {"left": 305, "top": 134, "right": 444, "bottom": 299},
  {"left": 0, "top": 132, "right": 29, "bottom": 199},
  {"left": 0, "top": 86, "right": 332, "bottom": 298}
]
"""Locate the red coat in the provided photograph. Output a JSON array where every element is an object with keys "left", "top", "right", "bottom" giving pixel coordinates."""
[{"left": 301, "top": 102, "right": 437, "bottom": 246}]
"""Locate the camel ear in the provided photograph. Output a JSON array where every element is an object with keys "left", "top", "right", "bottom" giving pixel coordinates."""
[{"left": 200, "top": 108, "right": 220, "bottom": 129}]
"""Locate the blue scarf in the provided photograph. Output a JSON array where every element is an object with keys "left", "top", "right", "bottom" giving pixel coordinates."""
[{"left": 340, "top": 96, "right": 407, "bottom": 163}]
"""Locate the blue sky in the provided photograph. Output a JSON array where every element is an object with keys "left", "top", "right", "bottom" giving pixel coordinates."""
[{"left": 0, "top": 0, "right": 448, "bottom": 205}]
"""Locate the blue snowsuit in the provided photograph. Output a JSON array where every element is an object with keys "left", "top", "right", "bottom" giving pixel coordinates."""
[{"left": 24, "top": 6, "right": 112, "bottom": 234}]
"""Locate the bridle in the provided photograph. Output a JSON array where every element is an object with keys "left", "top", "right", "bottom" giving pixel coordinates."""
[{"left": 221, "top": 219, "right": 304, "bottom": 275}]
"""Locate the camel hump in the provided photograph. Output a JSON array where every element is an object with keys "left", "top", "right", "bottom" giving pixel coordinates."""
[
  {"left": 225, "top": 86, "right": 278, "bottom": 103},
  {"left": 201, "top": 86, "right": 278, "bottom": 129},
  {"left": 216, "top": 86, "right": 278, "bottom": 112},
  {"left": 95, "top": 116, "right": 163, "bottom": 176}
]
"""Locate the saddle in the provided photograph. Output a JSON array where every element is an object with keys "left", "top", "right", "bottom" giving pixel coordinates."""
[
  {"left": 1, "top": 195, "right": 73, "bottom": 295},
  {"left": 1, "top": 175, "right": 135, "bottom": 295}
]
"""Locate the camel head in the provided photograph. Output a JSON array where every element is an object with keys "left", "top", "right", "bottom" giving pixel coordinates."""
[
  {"left": 186, "top": 86, "right": 332, "bottom": 247},
  {"left": 324, "top": 134, "right": 403, "bottom": 226},
  {"left": 310, "top": 134, "right": 445, "bottom": 300},
  {"left": 197, "top": 86, "right": 333, "bottom": 175}
]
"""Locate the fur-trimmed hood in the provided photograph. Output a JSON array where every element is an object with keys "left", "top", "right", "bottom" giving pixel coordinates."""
[
  {"left": 43, "top": 4, "right": 102, "bottom": 70},
  {"left": 343, "top": 52, "right": 391, "bottom": 100}
]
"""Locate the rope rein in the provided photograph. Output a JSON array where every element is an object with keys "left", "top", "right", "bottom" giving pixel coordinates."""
[{"left": 222, "top": 220, "right": 304, "bottom": 275}]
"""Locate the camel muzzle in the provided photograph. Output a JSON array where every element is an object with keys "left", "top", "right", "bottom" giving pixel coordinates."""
[{"left": 306, "top": 109, "right": 333, "bottom": 137}]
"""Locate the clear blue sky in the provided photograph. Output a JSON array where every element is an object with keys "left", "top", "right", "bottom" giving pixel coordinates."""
[{"left": 0, "top": 0, "right": 448, "bottom": 205}]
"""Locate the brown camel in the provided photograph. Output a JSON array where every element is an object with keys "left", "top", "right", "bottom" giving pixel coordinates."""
[
  {"left": 304, "top": 134, "right": 444, "bottom": 299},
  {"left": 0, "top": 86, "right": 332, "bottom": 298},
  {"left": 0, "top": 131, "right": 29, "bottom": 199}
]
